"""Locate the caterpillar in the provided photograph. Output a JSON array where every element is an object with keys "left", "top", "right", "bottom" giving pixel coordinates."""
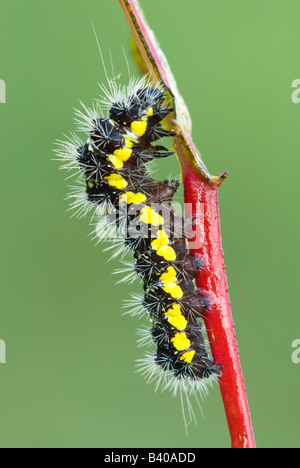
[{"left": 56, "top": 76, "right": 222, "bottom": 426}]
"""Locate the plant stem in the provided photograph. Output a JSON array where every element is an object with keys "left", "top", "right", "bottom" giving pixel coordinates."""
[{"left": 180, "top": 154, "right": 256, "bottom": 448}]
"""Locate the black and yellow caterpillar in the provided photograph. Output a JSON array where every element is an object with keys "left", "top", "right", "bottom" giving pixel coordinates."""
[{"left": 58, "top": 80, "right": 221, "bottom": 405}]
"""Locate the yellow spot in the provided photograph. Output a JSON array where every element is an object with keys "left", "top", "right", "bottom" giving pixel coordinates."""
[
  {"left": 166, "top": 304, "right": 187, "bottom": 330},
  {"left": 168, "top": 315, "right": 187, "bottom": 331},
  {"left": 165, "top": 304, "right": 181, "bottom": 318},
  {"left": 151, "top": 230, "right": 169, "bottom": 249},
  {"left": 139, "top": 206, "right": 164, "bottom": 227},
  {"left": 131, "top": 120, "right": 147, "bottom": 136},
  {"left": 108, "top": 155, "right": 124, "bottom": 169},
  {"left": 88, "top": 182, "right": 94, "bottom": 189},
  {"left": 146, "top": 107, "right": 154, "bottom": 116},
  {"left": 160, "top": 266, "right": 182, "bottom": 298},
  {"left": 157, "top": 245, "right": 176, "bottom": 262},
  {"left": 160, "top": 266, "right": 177, "bottom": 284},
  {"left": 151, "top": 230, "right": 176, "bottom": 261},
  {"left": 104, "top": 173, "right": 128, "bottom": 190},
  {"left": 171, "top": 332, "right": 191, "bottom": 351},
  {"left": 120, "top": 192, "right": 147, "bottom": 205},
  {"left": 113, "top": 145, "right": 132, "bottom": 162},
  {"left": 124, "top": 138, "right": 133, "bottom": 148},
  {"left": 163, "top": 283, "right": 183, "bottom": 299},
  {"left": 180, "top": 350, "right": 195, "bottom": 363}
]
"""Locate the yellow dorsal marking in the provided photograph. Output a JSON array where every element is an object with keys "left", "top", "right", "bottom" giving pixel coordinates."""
[
  {"left": 131, "top": 120, "right": 147, "bottom": 136},
  {"left": 130, "top": 108, "right": 153, "bottom": 137},
  {"left": 151, "top": 229, "right": 169, "bottom": 249},
  {"left": 104, "top": 173, "right": 128, "bottom": 190},
  {"left": 108, "top": 155, "right": 124, "bottom": 169},
  {"left": 151, "top": 230, "right": 176, "bottom": 261},
  {"left": 168, "top": 315, "right": 187, "bottom": 331},
  {"left": 125, "top": 138, "right": 133, "bottom": 148},
  {"left": 139, "top": 206, "right": 164, "bottom": 227},
  {"left": 113, "top": 146, "right": 132, "bottom": 162},
  {"left": 166, "top": 304, "right": 187, "bottom": 330},
  {"left": 180, "top": 350, "right": 195, "bottom": 363},
  {"left": 157, "top": 245, "right": 176, "bottom": 262},
  {"left": 119, "top": 192, "right": 147, "bottom": 205},
  {"left": 88, "top": 182, "right": 94, "bottom": 189},
  {"left": 171, "top": 332, "right": 191, "bottom": 351},
  {"left": 165, "top": 304, "right": 181, "bottom": 318},
  {"left": 163, "top": 283, "right": 183, "bottom": 299},
  {"left": 160, "top": 266, "right": 182, "bottom": 298},
  {"left": 160, "top": 266, "right": 177, "bottom": 284},
  {"left": 146, "top": 107, "right": 154, "bottom": 116}
]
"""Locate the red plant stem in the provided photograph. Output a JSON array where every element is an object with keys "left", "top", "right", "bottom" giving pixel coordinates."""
[{"left": 181, "top": 158, "right": 256, "bottom": 448}]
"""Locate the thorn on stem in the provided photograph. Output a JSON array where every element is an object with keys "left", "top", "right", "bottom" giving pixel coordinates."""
[{"left": 211, "top": 172, "right": 229, "bottom": 187}]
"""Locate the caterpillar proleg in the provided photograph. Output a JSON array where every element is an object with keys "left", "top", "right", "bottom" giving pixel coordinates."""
[{"left": 56, "top": 73, "right": 222, "bottom": 428}]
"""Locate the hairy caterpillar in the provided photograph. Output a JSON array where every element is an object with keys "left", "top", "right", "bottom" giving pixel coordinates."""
[{"left": 56, "top": 76, "right": 222, "bottom": 426}]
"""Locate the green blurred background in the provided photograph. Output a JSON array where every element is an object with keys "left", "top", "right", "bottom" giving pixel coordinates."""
[{"left": 0, "top": 0, "right": 299, "bottom": 448}]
